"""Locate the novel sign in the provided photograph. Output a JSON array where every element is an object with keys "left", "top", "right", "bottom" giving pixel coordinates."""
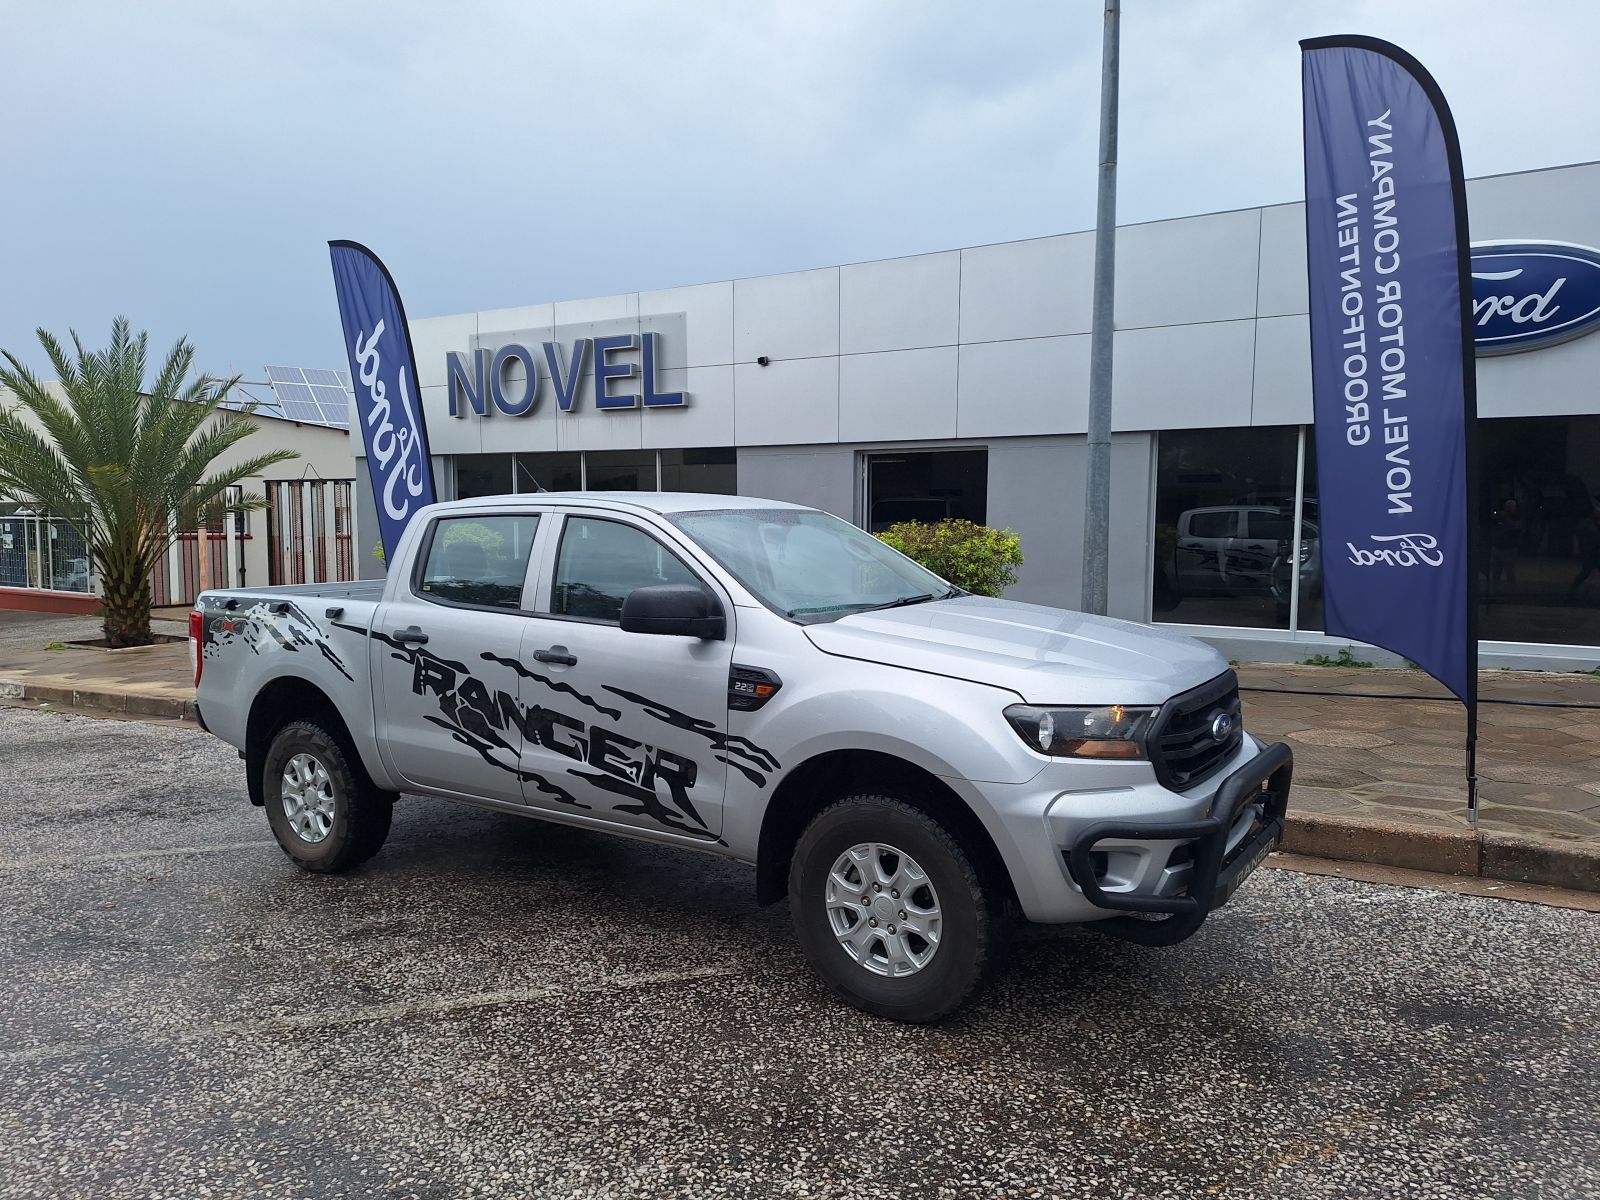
[
  {"left": 1471, "top": 241, "right": 1600, "bottom": 355},
  {"left": 447, "top": 331, "right": 688, "bottom": 418}
]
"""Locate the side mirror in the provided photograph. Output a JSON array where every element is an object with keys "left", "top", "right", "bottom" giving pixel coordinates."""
[{"left": 620, "top": 584, "right": 726, "bottom": 640}]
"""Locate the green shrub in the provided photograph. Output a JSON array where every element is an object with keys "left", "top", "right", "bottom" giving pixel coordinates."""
[
  {"left": 1300, "top": 646, "right": 1375, "bottom": 669},
  {"left": 876, "top": 519, "right": 1023, "bottom": 597}
]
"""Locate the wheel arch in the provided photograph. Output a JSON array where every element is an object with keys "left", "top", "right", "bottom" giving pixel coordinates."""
[
  {"left": 244, "top": 677, "right": 393, "bottom": 808},
  {"left": 754, "top": 748, "right": 1017, "bottom": 909}
]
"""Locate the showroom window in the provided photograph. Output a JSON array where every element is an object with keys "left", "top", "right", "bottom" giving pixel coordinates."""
[
  {"left": 1153, "top": 427, "right": 1303, "bottom": 631},
  {"left": 864, "top": 449, "right": 987, "bottom": 532},
  {"left": 1155, "top": 415, "right": 1600, "bottom": 647},
  {"left": 454, "top": 454, "right": 513, "bottom": 500},
  {"left": 451, "top": 449, "right": 737, "bottom": 498}
]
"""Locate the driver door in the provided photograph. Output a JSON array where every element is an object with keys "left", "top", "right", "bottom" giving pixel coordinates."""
[{"left": 515, "top": 511, "right": 736, "bottom": 844}]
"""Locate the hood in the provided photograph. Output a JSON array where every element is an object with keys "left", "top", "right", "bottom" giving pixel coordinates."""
[{"left": 803, "top": 595, "right": 1230, "bottom": 705}]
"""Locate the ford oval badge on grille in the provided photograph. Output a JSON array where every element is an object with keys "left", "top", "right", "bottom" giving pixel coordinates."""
[{"left": 1210, "top": 711, "right": 1236, "bottom": 742}]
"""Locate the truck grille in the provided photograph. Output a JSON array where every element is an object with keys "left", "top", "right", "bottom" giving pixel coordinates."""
[{"left": 1148, "top": 670, "right": 1243, "bottom": 792}]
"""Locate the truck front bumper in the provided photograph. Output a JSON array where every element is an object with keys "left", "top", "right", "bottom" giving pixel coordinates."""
[{"left": 1062, "top": 741, "right": 1293, "bottom": 945}]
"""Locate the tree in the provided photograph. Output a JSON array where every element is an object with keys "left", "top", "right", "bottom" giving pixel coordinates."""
[{"left": 0, "top": 319, "right": 297, "bottom": 647}]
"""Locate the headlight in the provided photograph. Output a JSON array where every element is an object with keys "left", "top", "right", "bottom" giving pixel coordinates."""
[{"left": 1003, "top": 703, "right": 1158, "bottom": 759}]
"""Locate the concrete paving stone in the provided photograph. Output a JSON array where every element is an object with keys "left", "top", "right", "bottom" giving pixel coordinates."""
[
  {"left": 1481, "top": 726, "right": 1583, "bottom": 748},
  {"left": 1484, "top": 706, "right": 1575, "bottom": 729},
  {"left": 1283, "top": 786, "right": 1366, "bottom": 816},
  {"left": 1480, "top": 806, "right": 1600, "bottom": 838},
  {"left": 1478, "top": 761, "right": 1591, "bottom": 787},
  {"left": 1287, "top": 729, "right": 1393, "bottom": 749},
  {"left": 1479, "top": 783, "right": 1600, "bottom": 815},
  {"left": 1345, "top": 802, "right": 1470, "bottom": 830},
  {"left": 1374, "top": 743, "right": 1464, "bottom": 767}
]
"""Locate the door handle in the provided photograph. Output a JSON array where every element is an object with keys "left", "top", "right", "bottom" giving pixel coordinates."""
[
  {"left": 532, "top": 646, "right": 577, "bottom": 666},
  {"left": 393, "top": 625, "right": 429, "bottom": 645}
]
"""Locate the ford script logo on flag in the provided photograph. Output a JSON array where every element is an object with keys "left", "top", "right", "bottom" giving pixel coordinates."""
[{"left": 1471, "top": 240, "right": 1600, "bottom": 355}]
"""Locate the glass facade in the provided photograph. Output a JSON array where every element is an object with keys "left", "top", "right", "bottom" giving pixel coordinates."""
[
  {"left": 515, "top": 452, "right": 581, "bottom": 493},
  {"left": 661, "top": 447, "right": 737, "bottom": 494},
  {"left": 865, "top": 449, "right": 987, "bottom": 532},
  {"left": 455, "top": 454, "right": 513, "bottom": 500},
  {"left": 452, "top": 449, "right": 737, "bottom": 499},
  {"left": 1153, "top": 428, "right": 1305, "bottom": 630},
  {"left": 1156, "top": 416, "right": 1600, "bottom": 647}
]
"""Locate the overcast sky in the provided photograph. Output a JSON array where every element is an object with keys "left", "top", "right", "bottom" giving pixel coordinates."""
[{"left": 2, "top": 0, "right": 1596, "bottom": 379}]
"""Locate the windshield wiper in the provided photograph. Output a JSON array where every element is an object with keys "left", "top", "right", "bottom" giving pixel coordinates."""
[{"left": 856, "top": 589, "right": 960, "bottom": 613}]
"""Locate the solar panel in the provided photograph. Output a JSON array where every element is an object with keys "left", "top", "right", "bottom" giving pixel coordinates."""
[
  {"left": 283, "top": 401, "right": 324, "bottom": 423},
  {"left": 258, "top": 365, "right": 355, "bottom": 430}
]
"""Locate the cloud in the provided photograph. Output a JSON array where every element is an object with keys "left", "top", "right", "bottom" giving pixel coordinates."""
[{"left": 0, "top": 0, "right": 1595, "bottom": 375}]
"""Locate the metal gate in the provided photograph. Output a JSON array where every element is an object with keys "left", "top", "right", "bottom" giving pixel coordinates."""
[{"left": 266, "top": 479, "right": 355, "bottom": 587}]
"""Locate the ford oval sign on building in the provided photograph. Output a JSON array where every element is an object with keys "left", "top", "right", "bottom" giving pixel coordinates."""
[{"left": 1471, "top": 240, "right": 1600, "bottom": 355}]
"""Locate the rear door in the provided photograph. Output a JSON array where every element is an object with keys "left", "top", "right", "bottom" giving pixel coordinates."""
[
  {"left": 372, "top": 508, "right": 547, "bottom": 803},
  {"left": 1176, "top": 508, "right": 1239, "bottom": 592},
  {"left": 514, "top": 510, "right": 736, "bottom": 844}
]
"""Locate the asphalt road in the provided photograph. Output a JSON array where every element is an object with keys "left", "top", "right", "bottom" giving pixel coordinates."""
[{"left": 1, "top": 706, "right": 1595, "bottom": 1200}]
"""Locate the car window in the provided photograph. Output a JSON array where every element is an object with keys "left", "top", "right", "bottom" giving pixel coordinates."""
[
  {"left": 417, "top": 514, "right": 540, "bottom": 609},
  {"left": 1186, "top": 511, "right": 1237, "bottom": 539},
  {"left": 552, "top": 516, "right": 702, "bottom": 623},
  {"left": 1246, "top": 511, "right": 1295, "bottom": 542}
]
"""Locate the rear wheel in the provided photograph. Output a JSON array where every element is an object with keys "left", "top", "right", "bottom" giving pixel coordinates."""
[
  {"left": 262, "top": 721, "right": 392, "bottom": 873},
  {"left": 789, "top": 794, "right": 1008, "bottom": 1022}
]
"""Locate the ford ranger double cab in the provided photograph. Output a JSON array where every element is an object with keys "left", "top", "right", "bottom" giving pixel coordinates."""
[{"left": 192, "top": 493, "right": 1293, "bottom": 1022}]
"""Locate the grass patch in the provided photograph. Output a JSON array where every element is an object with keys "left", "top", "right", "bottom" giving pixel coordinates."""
[{"left": 1300, "top": 646, "right": 1376, "bottom": 669}]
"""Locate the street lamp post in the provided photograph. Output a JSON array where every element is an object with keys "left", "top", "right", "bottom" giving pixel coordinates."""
[{"left": 1081, "top": 0, "right": 1121, "bottom": 615}]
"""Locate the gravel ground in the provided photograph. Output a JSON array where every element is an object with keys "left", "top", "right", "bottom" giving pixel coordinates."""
[{"left": 0, "top": 705, "right": 1595, "bottom": 1200}]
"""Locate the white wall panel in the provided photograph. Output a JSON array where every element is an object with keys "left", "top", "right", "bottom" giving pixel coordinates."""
[
  {"left": 558, "top": 406, "right": 642, "bottom": 453},
  {"left": 643, "top": 365, "right": 735, "bottom": 448},
  {"left": 840, "top": 252, "right": 960, "bottom": 353},
  {"left": 1251, "top": 315, "right": 1312, "bottom": 426},
  {"left": 959, "top": 234, "right": 1094, "bottom": 343},
  {"left": 1256, "top": 203, "right": 1309, "bottom": 318},
  {"left": 1478, "top": 331, "right": 1600, "bottom": 419},
  {"left": 475, "top": 304, "right": 555, "bottom": 342},
  {"left": 734, "top": 267, "right": 839, "bottom": 363},
  {"left": 640, "top": 281, "right": 734, "bottom": 369},
  {"left": 419, "top": 385, "right": 482, "bottom": 455},
  {"left": 1467, "top": 162, "right": 1600, "bottom": 246},
  {"left": 1116, "top": 209, "right": 1261, "bottom": 329},
  {"left": 733, "top": 356, "right": 839, "bottom": 446},
  {"left": 839, "top": 347, "right": 958, "bottom": 443},
  {"left": 1110, "top": 320, "right": 1255, "bottom": 431},
  {"left": 956, "top": 335, "right": 1089, "bottom": 438},
  {"left": 408, "top": 313, "right": 477, "bottom": 390}
]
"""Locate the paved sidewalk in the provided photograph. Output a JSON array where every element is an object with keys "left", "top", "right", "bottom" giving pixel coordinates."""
[
  {"left": 2, "top": 610, "right": 1596, "bottom": 852},
  {"left": 1239, "top": 664, "right": 1600, "bottom": 844}
]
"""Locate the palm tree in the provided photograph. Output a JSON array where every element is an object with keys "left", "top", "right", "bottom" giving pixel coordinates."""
[{"left": 0, "top": 318, "right": 298, "bottom": 647}]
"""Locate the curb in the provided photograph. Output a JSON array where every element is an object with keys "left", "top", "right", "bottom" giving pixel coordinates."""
[
  {"left": 0, "top": 678, "right": 194, "bottom": 723},
  {"left": 1283, "top": 812, "right": 1599, "bottom": 894}
]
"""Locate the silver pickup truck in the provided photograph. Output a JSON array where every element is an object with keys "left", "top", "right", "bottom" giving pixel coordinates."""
[{"left": 191, "top": 493, "right": 1292, "bottom": 1022}]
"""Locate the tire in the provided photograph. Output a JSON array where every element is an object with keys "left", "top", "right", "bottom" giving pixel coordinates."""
[
  {"left": 788, "top": 794, "right": 1009, "bottom": 1023},
  {"left": 262, "top": 721, "right": 393, "bottom": 873}
]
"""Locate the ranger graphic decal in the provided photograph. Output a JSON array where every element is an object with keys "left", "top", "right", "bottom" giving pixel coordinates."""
[
  {"left": 603, "top": 685, "right": 780, "bottom": 788},
  {"left": 202, "top": 598, "right": 354, "bottom": 683},
  {"left": 329, "top": 624, "right": 727, "bottom": 841}
]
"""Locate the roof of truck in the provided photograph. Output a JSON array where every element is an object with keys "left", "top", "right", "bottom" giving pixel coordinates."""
[{"left": 442, "top": 491, "right": 812, "bottom": 515}]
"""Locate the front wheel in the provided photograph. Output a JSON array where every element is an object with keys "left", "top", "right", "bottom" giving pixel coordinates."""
[
  {"left": 262, "top": 721, "right": 392, "bottom": 873},
  {"left": 788, "top": 795, "right": 1009, "bottom": 1022}
]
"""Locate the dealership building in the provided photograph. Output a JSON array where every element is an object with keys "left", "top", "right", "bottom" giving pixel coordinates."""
[{"left": 353, "top": 159, "right": 1600, "bottom": 668}]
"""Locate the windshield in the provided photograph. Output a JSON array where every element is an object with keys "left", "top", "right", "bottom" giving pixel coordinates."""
[{"left": 671, "top": 508, "right": 956, "bottom": 623}]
